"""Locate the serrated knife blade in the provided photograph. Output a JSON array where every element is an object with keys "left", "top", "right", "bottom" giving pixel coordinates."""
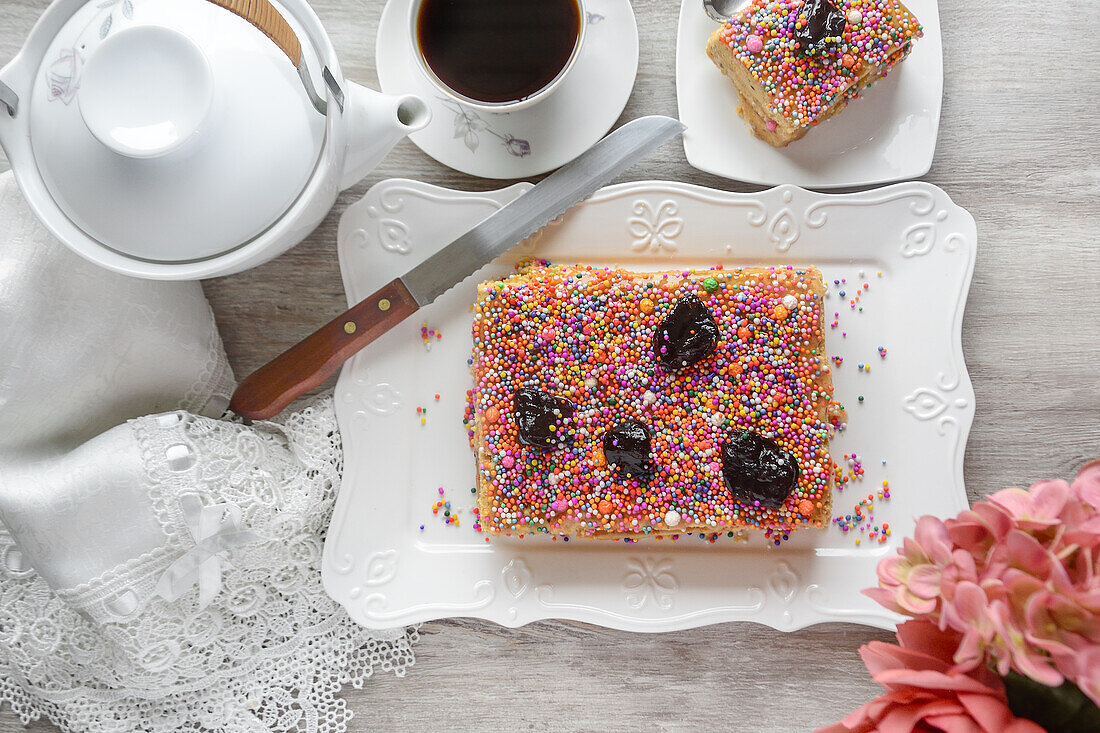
[
  {"left": 229, "top": 116, "right": 685, "bottom": 420},
  {"left": 401, "top": 115, "right": 685, "bottom": 306}
]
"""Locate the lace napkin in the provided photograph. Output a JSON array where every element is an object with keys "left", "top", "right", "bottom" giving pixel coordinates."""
[{"left": 0, "top": 171, "right": 416, "bottom": 732}]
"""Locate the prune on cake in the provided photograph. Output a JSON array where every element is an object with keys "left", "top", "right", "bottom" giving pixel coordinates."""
[
  {"left": 603, "top": 418, "right": 653, "bottom": 478},
  {"left": 720, "top": 431, "right": 799, "bottom": 509},
  {"left": 652, "top": 294, "right": 720, "bottom": 371},
  {"left": 795, "top": 0, "right": 847, "bottom": 49},
  {"left": 514, "top": 388, "right": 575, "bottom": 448}
]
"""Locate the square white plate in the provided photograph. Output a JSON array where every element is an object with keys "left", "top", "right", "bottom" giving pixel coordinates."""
[
  {"left": 325, "top": 179, "right": 975, "bottom": 632},
  {"left": 675, "top": 0, "right": 943, "bottom": 188}
]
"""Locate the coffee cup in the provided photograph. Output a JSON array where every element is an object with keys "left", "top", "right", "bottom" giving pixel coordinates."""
[{"left": 408, "top": 0, "right": 586, "bottom": 113}]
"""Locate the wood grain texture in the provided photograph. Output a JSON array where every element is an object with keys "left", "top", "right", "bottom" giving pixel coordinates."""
[{"left": 0, "top": 0, "right": 1097, "bottom": 730}]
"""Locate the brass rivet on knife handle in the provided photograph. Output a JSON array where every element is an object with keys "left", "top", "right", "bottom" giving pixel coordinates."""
[
  {"left": 229, "top": 278, "right": 419, "bottom": 420},
  {"left": 204, "top": 0, "right": 303, "bottom": 66}
]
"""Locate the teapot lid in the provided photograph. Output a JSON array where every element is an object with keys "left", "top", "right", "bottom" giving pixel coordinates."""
[{"left": 27, "top": 0, "right": 328, "bottom": 262}]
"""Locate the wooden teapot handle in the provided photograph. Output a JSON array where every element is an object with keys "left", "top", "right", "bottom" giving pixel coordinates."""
[{"left": 205, "top": 0, "right": 303, "bottom": 66}]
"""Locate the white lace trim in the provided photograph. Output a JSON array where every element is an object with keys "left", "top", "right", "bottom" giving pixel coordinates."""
[{"left": 0, "top": 398, "right": 417, "bottom": 732}]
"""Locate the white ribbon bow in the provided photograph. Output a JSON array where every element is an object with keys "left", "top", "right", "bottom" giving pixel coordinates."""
[{"left": 156, "top": 495, "right": 260, "bottom": 609}]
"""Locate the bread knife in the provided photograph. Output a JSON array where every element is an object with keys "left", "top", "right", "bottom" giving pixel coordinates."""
[{"left": 229, "top": 115, "right": 686, "bottom": 420}]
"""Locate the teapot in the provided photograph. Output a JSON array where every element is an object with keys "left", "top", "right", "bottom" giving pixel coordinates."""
[{"left": 0, "top": 0, "right": 430, "bottom": 279}]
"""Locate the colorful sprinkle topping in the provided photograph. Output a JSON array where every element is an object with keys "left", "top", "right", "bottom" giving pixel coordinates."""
[{"left": 469, "top": 265, "right": 844, "bottom": 538}]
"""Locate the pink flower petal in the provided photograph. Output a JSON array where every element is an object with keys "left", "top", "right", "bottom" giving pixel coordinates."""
[
  {"left": 877, "top": 555, "right": 907, "bottom": 583},
  {"left": 873, "top": 668, "right": 997, "bottom": 694},
  {"left": 1066, "top": 516, "right": 1100, "bottom": 547},
  {"left": 863, "top": 642, "right": 952, "bottom": 676},
  {"left": 880, "top": 699, "right": 964, "bottom": 732},
  {"left": 1072, "top": 458, "right": 1100, "bottom": 508},
  {"left": 952, "top": 549, "right": 980, "bottom": 583},
  {"left": 902, "top": 537, "right": 927, "bottom": 563},
  {"left": 1004, "top": 571, "right": 1044, "bottom": 612},
  {"left": 896, "top": 586, "right": 939, "bottom": 616},
  {"left": 1004, "top": 530, "right": 1051, "bottom": 576},
  {"left": 894, "top": 619, "right": 962, "bottom": 663},
  {"left": 863, "top": 587, "right": 906, "bottom": 614},
  {"left": 862, "top": 690, "right": 925, "bottom": 720},
  {"left": 1073, "top": 646, "right": 1100, "bottom": 708},
  {"left": 988, "top": 488, "right": 1032, "bottom": 518},
  {"left": 860, "top": 641, "right": 910, "bottom": 676},
  {"left": 1028, "top": 479, "right": 1070, "bottom": 519},
  {"left": 955, "top": 691, "right": 1017, "bottom": 732},
  {"left": 839, "top": 697, "right": 893, "bottom": 729},
  {"left": 915, "top": 516, "right": 954, "bottom": 565},
  {"left": 907, "top": 564, "right": 943, "bottom": 599},
  {"left": 951, "top": 582, "right": 990, "bottom": 624},
  {"left": 972, "top": 502, "right": 1014, "bottom": 538},
  {"left": 1048, "top": 596, "right": 1098, "bottom": 636},
  {"left": 1008, "top": 647, "right": 1064, "bottom": 687},
  {"left": 921, "top": 712, "right": 984, "bottom": 733},
  {"left": 947, "top": 522, "right": 991, "bottom": 555},
  {"left": 953, "top": 630, "right": 985, "bottom": 669},
  {"left": 1026, "top": 631, "right": 1079, "bottom": 660}
]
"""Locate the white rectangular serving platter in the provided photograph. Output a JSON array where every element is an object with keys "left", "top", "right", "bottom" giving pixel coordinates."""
[
  {"left": 324, "top": 179, "right": 975, "bottom": 632},
  {"left": 676, "top": 0, "right": 944, "bottom": 188}
]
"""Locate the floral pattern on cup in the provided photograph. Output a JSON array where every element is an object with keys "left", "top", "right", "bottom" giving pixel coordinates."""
[{"left": 438, "top": 97, "right": 532, "bottom": 157}]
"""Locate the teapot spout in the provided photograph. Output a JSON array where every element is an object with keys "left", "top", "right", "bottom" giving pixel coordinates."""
[{"left": 339, "top": 83, "right": 430, "bottom": 190}]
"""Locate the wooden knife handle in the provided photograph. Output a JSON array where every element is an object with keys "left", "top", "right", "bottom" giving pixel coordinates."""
[{"left": 229, "top": 279, "right": 419, "bottom": 420}]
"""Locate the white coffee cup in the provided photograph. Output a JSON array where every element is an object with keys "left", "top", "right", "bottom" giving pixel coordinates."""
[{"left": 408, "top": 0, "right": 587, "bottom": 113}]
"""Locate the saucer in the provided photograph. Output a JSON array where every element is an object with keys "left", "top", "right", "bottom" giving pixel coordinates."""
[
  {"left": 675, "top": 0, "right": 943, "bottom": 188},
  {"left": 377, "top": 0, "right": 638, "bottom": 179}
]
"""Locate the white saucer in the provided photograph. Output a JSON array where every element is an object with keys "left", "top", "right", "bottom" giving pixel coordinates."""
[
  {"left": 376, "top": 0, "right": 638, "bottom": 179},
  {"left": 675, "top": 0, "right": 943, "bottom": 188}
]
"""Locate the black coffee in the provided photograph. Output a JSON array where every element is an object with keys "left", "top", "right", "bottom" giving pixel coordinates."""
[{"left": 416, "top": 0, "right": 582, "bottom": 104}]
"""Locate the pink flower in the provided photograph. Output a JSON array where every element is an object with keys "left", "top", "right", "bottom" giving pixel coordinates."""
[
  {"left": 946, "top": 501, "right": 1013, "bottom": 561},
  {"left": 941, "top": 582, "right": 1003, "bottom": 671},
  {"left": 988, "top": 479, "right": 1070, "bottom": 533},
  {"left": 864, "top": 516, "right": 967, "bottom": 617},
  {"left": 816, "top": 620, "right": 1045, "bottom": 733},
  {"left": 866, "top": 460, "right": 1100, "bottom": 703}
]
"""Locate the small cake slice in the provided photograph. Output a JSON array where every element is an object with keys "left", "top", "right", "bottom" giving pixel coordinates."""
[
  {"left": 469, "top": 265, "right": 844, "bottom": 540},
  {"left": 706, "top": 0, "right": 923, "bottom": 146}
]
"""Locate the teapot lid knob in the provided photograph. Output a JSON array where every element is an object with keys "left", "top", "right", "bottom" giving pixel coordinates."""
[{"left": 79, "top": 25, "right": 212, "bottom": 159}]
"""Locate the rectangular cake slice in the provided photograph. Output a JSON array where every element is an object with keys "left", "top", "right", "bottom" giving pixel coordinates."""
[
  {"left": 706, "top": 0, "right": 922, "bottom": 147},
  {"left": 470, "top": 265, "right": 843, "bottom": 540}
]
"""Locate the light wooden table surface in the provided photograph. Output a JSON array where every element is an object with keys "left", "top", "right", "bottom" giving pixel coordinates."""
[{"left": 1, "top": 0, "right": 1098, "bottom": 730}]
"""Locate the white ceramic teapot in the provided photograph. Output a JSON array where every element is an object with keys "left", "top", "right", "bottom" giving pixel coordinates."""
[{"left": 0, "top": 0, "right": 430, "bottom": 279}]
